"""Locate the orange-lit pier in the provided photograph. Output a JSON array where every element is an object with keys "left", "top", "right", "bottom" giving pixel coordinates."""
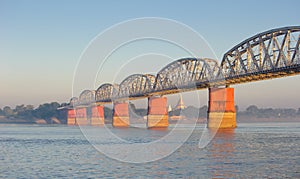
[
  {"left": 113, "top": 102, "right": 129, "bottom": 127},
  {"left": 208, "top": 88, "right": 236, "bottom": 128},
  {"left": 147, "top": 96, "right": 169, "bottom": 128},
  {"left": 91, "top": 105, "right": 104, "bottom": 125}
]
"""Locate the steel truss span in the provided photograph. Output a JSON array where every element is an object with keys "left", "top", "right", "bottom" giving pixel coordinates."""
[
  {"left": 71, "top": 26, "right": 300, "bottom": 106},
  {"left": 78, "top": 90, "right": 95, "bottom": 105},
  {"left": 69, "top": 97, "right": 78, "bottom": 107},
  {"left": 95, "top": 83, "right": 114, "bottom": 103},
  {"left": 220, "top": 26, "right": 300, "bottom": 85},
  {"left": 117, "top": 74, "right": 156, "bottom": 99},
  {"left": 153, "top": 58, "right": 220, "bottom": 95}
]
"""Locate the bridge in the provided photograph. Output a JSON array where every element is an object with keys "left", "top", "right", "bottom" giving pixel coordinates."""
[{"left": 64, "top": 26, "right": 300, "bottom": 129}]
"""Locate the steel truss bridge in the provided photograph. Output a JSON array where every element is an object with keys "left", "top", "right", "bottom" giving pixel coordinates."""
[{"left": 69, "top": 26, "right": 300, "bottom": 107}]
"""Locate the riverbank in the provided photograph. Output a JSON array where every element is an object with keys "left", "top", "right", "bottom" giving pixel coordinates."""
[{"left": 0, "top": 116, "right": 63, "bottom": 124}]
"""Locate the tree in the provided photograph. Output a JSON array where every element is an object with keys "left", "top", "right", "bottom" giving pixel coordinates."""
[
  {"left": 104, "top": 107, "right": 113, "bottom": 123},
  {"left": 297, "top": 108, "right": 300, "bottom": 115},
  {"left": 235, "top": 105, "right": 239, "bottom": 113},
  {"left": 3, "top": 106, "right": 14, "bottom": 116},
  {"left": 14, "top": 104, "right": 26, "bottom": 114},
  {"left": 59, "top": 103, "right": 68, "bottom": 107},
  {"left": 18, "top": 105, "right": 34, "bottom": 120},
  {"left": 0, "top": 108, "right": 3, "bottom": 115},
  {"left": 169, "top": 109, "right": 180, "bottom": 116},
  {"left": 134, "top": 108, "right": 147, "bottom": 117},
  {"left": 33, "top": 102, "right": 60, "bottom": 122},
  {"left": 26, "top": 105, "right": 34, "bottom": 110},
  {"left": 129, "top": 102, "right": 136, "bottom": 111},
  {"left": 182, "top": 106, "right": 200, "bottom": 118},
  {"left": 246, "top": 105, "right": 259, "bottom": 114},
  {"left": 199, "top": 105, "right": 208, "bottom": 118}
]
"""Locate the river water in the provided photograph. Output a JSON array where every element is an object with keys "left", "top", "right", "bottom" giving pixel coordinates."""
[{"left": 0, "top": 123, "right": 299, "bottom": 178}]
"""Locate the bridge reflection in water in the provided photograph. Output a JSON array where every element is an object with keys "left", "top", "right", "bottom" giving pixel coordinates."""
[
  {"left": 207, "top": 129, "right": 236, "bottom": 178},
  {"left": 61, "top": 26, "right": 300, "bottom": 129}
]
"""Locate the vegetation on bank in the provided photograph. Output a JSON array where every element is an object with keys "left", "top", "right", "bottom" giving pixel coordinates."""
[
  {"left": 1, "top": 102, "right": 300, "bottom": 124},
  {"left": 0, "top": 102, "right": 68, "bottom": 124}
]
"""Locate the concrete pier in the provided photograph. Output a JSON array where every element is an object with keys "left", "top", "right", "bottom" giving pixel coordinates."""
[
  {"left": 75, "top": 107, "right": 87, "bottom": 125},
  {"left": 147, "top": 96, "right": 168, "bottom": 128},
  {"left": 113, "top": 102, "right": 129, "bottom": 127},
  {"left": 67, "top": 109, "right": 76, "bottom": 125},
  {"left": 207, "top": 88, "right": 236, "bottom": 129},
  {"left": 91, "top": 105, "right": 105, "bottom": 125}
]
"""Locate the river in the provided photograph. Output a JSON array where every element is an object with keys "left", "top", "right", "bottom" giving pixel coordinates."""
[{"left": 0, "top": 123, "right": 299, "bottom": 178}]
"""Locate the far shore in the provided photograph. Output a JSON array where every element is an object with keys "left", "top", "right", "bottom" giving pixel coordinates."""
[
  {"left": 1, "top": 116, "right": 300, "bottom": 125},
  {"left": 0, "top": 116, "right": 62, "bottom": 124}
]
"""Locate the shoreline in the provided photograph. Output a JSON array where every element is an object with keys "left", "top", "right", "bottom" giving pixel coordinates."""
[{"left": 1, "top": 118, "right": 299, "bottom": 125}]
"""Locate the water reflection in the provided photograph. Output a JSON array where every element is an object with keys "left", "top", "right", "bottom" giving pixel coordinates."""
[{"left": 208, "top": 129, "right": 238, "bottom": 178}]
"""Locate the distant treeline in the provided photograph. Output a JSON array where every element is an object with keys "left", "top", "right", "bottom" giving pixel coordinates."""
[
  {"left": 0, "top": 102, "right": 68, "bottom": 124},
  {"left": 132, "top": 104, "right": 300, "bottom": 120},
  {"left": 237, "top": 105, "right": 300, "bottom": 119},
  {"left": 1, "top": 102, "right": 300, "bottom": 124}
]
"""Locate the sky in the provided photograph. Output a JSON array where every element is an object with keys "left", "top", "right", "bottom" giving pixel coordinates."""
[{"left": 0, "top": 0, "right": 300, "bottom": 109}]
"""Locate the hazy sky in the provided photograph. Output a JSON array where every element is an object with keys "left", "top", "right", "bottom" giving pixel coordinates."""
[{"left": 1, "top": 0, "right": 300, "bottom": 109}]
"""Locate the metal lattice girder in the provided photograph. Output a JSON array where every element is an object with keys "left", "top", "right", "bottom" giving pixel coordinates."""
[
  {"left": 117, "top": 74, "right": 156, "bottom": 98},
  {"left": 69, "top": 97, "right": 78, "bottom": 107},
  {"left": 95, "top": 83, "right": 114, "bottom": 102},
  {"left": 220, "top": 26, "right": 300, "bottom": 79},
  {"left": 69, "top": 26, "right": 300, "bottom": 107},
  {"left": 79, "top": 90, "right": 95, "bottom": 105},
  {"left": 153, "top": 58, "right": 220, "bottom": 91}
]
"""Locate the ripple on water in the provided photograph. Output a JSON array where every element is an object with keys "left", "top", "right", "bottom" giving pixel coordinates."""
[{"left": 0, "top": 123, "right": 299, "bottom": 178}]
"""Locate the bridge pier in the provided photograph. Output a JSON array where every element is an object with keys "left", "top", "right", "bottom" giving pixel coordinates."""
[
  {"left": 113, "top": 102, "right": 129, "bottom": 127},
  {"left": 147, "top": 96, "right": 168, "bottom": 128},
  {"left": 67, "top": 109, "right": 76, "bottom": 125},
  {"left": 207, "top": 87, "right": 236, "bottom": 129},
  {"left": 91, "top": 105, "right": 105, "bottom": 125},
  {"left": 75, "top": 107, "right": 88, "bottom": 125}
]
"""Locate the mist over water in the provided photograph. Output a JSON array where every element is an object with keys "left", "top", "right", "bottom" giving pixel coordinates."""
[{"left": 0, "top": 123, "right": 299, "bottom": 178}]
